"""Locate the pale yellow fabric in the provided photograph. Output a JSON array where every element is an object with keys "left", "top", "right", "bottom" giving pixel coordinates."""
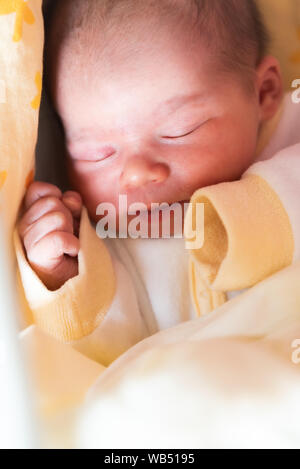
[
  {"left": 20, "top": 325, "right": 104, "bottom": 417},
  {"left": 0, "top": 0, "right": 43, "bottom": 237},
  {"left": 185, "top": 174, "right": 295, "bottom": 317},
  {"left": 79, "top": 261, "right": 300, "bottom": 449}
]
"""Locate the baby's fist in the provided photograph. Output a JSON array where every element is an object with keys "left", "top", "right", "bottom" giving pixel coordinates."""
[{"left": 18, "top": 182, "right": 82, "bottom": 291}]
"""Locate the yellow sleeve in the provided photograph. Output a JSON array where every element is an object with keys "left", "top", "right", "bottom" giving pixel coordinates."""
[
  {"left": 14, "top": 207, "right": 116, "bottom": 342},
  {"left": 185, "top": 173, "right": 294, "bottom": 316}
]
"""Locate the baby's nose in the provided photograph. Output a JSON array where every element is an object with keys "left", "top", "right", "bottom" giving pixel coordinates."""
[{"left": 120, "top": 157, "right": 170, "bottom": 190}]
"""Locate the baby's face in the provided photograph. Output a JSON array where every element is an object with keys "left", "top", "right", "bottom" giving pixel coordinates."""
[{"left": 53, "top": 26, "right": 261, "bottom": 235}]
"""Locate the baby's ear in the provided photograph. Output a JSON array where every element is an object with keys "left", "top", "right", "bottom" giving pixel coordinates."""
[{"left": 255, "top": 55, "right": 284, "bottom": 122}]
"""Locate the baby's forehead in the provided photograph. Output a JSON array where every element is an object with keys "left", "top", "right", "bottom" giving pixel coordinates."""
[
  {"left": 47, "top": 0, "right": 202, "bottom": 62},
  {"left": 48, "top": 0, "right": 208, "bottom": 88},
  {"left": 56, "top": 37, "right": 213, "bottom": 114},
  {"left": 47, "top": 0, "right": 261, "bottom": 115}
]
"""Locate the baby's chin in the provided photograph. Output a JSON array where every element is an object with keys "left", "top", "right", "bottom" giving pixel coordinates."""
[{"left": 92, "top": 200, "right": 190, "bottom": 240}]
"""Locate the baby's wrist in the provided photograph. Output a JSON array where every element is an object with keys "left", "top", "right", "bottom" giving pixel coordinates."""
[{"left": 31, "top": 257, "right": 79, "bottom": 291}]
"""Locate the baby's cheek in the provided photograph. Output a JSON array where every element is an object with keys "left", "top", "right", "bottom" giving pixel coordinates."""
[
  {"left": 69, "top": 165, "right": 117, "bottom": 218},
  {"left": 178, "top": 142, "right": 244, "bottom": 189},
  {"left": 208, "top": 121, "right": 258, "bottom": 180}
]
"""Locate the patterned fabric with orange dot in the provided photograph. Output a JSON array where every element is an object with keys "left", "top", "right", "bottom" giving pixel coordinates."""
[{"left": 0, "top": 0, "right": 42, "bottom": 235}]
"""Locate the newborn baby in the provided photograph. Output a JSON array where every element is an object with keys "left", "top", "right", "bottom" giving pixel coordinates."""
[{"left": 16, "top": 0, "right": 300, "bottom": 364}]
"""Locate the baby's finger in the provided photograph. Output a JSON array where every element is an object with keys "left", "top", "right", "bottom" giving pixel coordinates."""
[
  {"left": 25, "top": 182, "right": 62, "bottom": 210},
  {"left": 18, "top": 197, "right": 73, "bottom": 239},
  {"left": 28, "top": 232, "right": 80, "bottom": 271},
  {"left": 62, "top": 191, "right": 83, "bottom": 219},
  {"left": 23, "top": 210, "right": 74, "bottom": 253}
]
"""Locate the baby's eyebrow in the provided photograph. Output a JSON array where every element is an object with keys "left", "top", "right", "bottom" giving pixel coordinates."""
[{"left": 157, "top": 93, "right": 205, "bottom": 116}]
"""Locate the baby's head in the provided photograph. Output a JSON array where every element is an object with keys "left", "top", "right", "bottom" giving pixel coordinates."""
[{"left": 46, "top": 0, "right": 283, "bottom": 233}]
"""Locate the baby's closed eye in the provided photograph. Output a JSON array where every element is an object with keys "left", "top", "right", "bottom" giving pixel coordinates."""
[
  {"left": 68, "top": 144, "right": 118, "bottom": 163},
  {"left": 159, "top": 118, "right": 211, "bottom": 140}
]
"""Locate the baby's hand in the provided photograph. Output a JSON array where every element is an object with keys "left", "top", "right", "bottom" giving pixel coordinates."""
[{"left": 18, "top": 182, "right": 82, "bottom": 291}]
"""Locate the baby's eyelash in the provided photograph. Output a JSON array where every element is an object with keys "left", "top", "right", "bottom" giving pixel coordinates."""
[
  {"left": 85, "top": 153, "right": 118, "bottom": 165},
  {"left": 162, "top": 128, "right": 197, "bottom": 139},
  {"left": 71, "top": 149, "right": 118, "bottom": 163},
  {"left": 161, "top": 119, "right": 210, "bottom": 140}
]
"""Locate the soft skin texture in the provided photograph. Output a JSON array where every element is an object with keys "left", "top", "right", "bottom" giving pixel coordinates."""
[{"left": 18, "top": 8, "right": 283, "bottom": 289}]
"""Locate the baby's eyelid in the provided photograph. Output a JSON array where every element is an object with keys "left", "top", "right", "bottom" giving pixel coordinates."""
[
  {"left": 162, "top": 128, "right": 197, "bottom": 139},
  {"left": 70, "top": 146, "right": 118, "bottom": 162},
  {"left": 85, "top": 152, "right": 119, "bottom": 163},
  {"left": 97, "top": 147, "right": 117, "bottom": 159},
  {"left": 160, "top": 119, "right": 209, "bottom": 139}
]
